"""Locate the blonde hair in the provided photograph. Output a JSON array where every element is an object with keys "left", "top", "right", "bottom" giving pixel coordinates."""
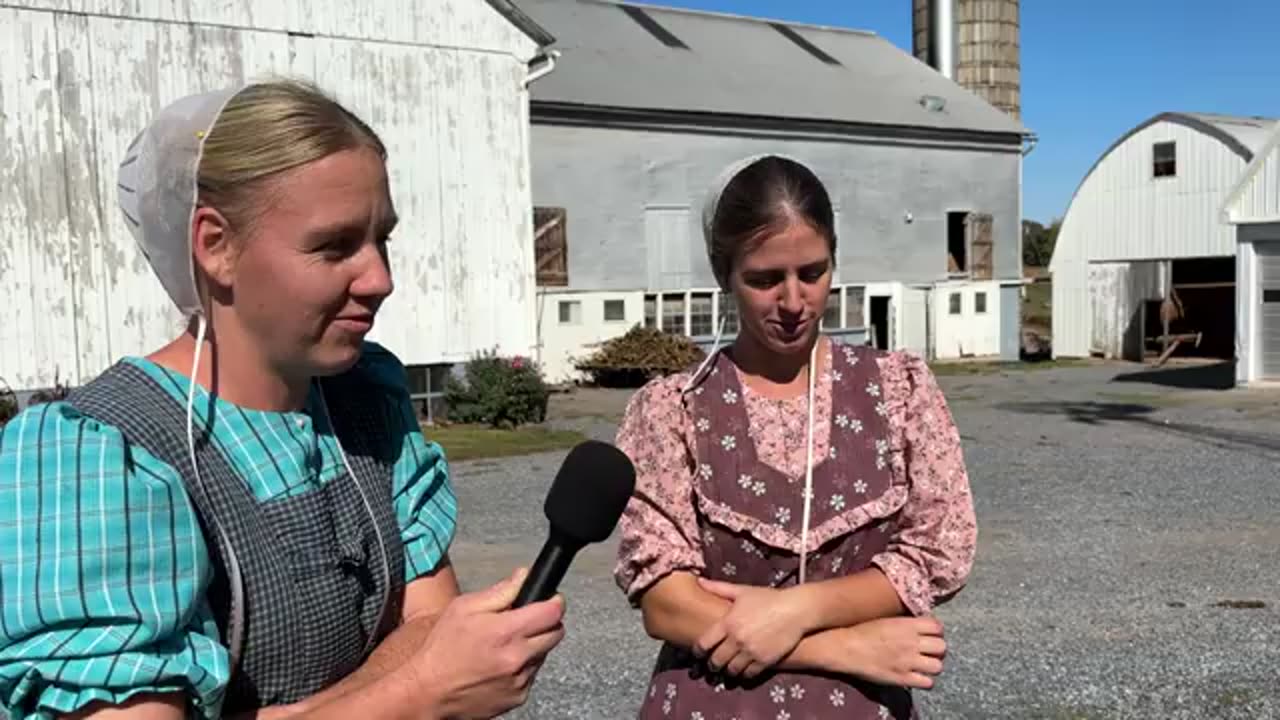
[{"left": 197, "top": 78, "right": 386, "bottom": 229}]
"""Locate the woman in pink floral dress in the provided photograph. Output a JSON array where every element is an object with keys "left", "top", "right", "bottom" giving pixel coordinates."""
[{"left": 614, "top": 155, "right": 978, "bottom": 720}]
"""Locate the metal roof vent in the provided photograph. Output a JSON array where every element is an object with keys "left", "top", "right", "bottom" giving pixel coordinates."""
[{"left": 920, "top": 94, "right": 947, "bottom": 112}]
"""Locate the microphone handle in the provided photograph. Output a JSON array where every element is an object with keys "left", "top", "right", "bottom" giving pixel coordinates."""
[{"left": 512, "top": 536, "right": 582, "bottom": 608}]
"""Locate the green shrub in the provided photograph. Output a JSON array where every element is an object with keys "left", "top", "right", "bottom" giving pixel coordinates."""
[
  {"left": 574, "top": 325, "right": 707, "bottom": 388},
  {"left": 443, "top": 350, "right": 550, "bottom": 428}
]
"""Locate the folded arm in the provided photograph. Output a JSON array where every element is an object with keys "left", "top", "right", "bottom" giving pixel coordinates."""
[{"left": 638, "top": 573, "right": 859, "bottom": 676}]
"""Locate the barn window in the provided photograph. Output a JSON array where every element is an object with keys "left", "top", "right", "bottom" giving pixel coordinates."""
[
  {"left": 604, "top": 299, "right": 626, "bottom": 322},
  {"left": 690, "top": 293, "right": 714, "bottom": 336},
  {"left": 717, "top": 292, "right": 740, "bottom": 334},
  {"left": 534, "top": 207, "right": 568, "bottom": 286},
  {"left": 947, "top": 212, "right": 994, "bottom": 279},
  {"left": 975, "top": 291, "right": 988, "bottom": 314},
  {"left": 406, "top": 363, "right": 454, "bottom": 424},
  {"left": 558, "top": 300, "right": 581, "bottom": 325},
  {"left": 1153, "top": 142, "right": 1177, "bottom": 178},
  {"left": 822, "top": 290, "right": 842, "bottom": 329},
  {"left": 662, "top": 295, "right": 686, "bottom": 334},
  {"left": 844, "top": 286, "right": 866, "bottom": 328},
  {"left": 949, "top": 293, "right": 962, "bottom": 315}
]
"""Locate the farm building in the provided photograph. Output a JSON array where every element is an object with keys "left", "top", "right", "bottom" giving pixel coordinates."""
[
  {"left": 0, "top": 0, "right": 556, "bottom": 416},
  {"left": 1222, "top": 121, "right": 1280, "bottom": 385},
  {"left": 517, "top": 0, "right": 1033, "bottom": 383},
  {"left": 1049, "top": 112, "right": 1279, "bottom": 367}
]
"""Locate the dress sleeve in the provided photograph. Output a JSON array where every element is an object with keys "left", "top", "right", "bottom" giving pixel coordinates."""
[
  {"left": 0, "top": 402, "right": 229, "bottom": 719},
  {"left": 359, "top": 342, "right": 459, "bottom": 582},
  {"left": 613, "top": 375, "right": 706, "bottom": 605},
  {"left": 869, "top": 352, "right": 978, "bottom": 616}
]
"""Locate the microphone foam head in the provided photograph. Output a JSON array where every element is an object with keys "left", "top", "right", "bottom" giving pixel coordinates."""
[{"left": 545, "top": 440, "right": 637, "bottom": 544}]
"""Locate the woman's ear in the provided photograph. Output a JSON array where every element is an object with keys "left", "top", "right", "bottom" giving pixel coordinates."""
[{"left": 191, "top": 205, "right": 237, "bottom": 289}]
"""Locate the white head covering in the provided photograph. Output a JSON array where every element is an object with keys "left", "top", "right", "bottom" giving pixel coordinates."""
[{"left": 117, "top": 86, "right": 242, "bottom": 318}]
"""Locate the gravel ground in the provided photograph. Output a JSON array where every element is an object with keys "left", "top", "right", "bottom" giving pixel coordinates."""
[{"left": 444, "top": 360, "right": 1280, "bottom": 719}]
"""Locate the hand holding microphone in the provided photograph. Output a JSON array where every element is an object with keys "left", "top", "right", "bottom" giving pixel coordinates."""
[{"left": 407, "top": 440, "right": 636, "bottom": 719}]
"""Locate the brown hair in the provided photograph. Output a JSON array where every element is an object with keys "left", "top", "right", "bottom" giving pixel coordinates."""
[
  {"left": 709, "top": 156, "right": 837, "bottom": 286},
  {"left": 197, "top": 78, "right": 386, "bottom": 230}
]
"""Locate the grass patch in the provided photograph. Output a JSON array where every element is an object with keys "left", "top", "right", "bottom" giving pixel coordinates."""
[
  {"left": 422, "top": 424, "right": 586, "bottom": 462},
  {"left": 929, "top": 358, "right": 1091, "bottom": 377}
]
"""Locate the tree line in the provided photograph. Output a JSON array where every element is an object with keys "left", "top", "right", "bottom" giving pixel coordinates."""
[{"left": 1022, "top": 218, "right": 1060, "bottom": 268}]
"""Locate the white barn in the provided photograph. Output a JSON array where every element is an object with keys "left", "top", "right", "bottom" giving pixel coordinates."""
[
  {"left": 0, "top": 0, "right": 555, "bottom": 413},
  {"left": 1222, "top": 122, "right": 1280, "bottom": 385},
  {"left": 1050, "top": 112, "right": 1278, "bottom": 363}
]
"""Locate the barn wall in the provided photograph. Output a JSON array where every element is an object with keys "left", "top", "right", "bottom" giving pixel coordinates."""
[
  {"left": 531, "top": 122, "right": 1024, "bottom": 292},
  {"left": 0, "top": 4, "right": 541, "bottom": 391}
]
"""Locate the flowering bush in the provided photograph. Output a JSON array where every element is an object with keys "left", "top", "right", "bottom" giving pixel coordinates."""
[{"left": 443, "top": 350, "right": 550, "bottom": 428}]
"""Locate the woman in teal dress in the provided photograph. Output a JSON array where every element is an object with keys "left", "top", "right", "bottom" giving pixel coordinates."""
[{"left": 0, "top": 80, "right": 565, "bottom": 720}]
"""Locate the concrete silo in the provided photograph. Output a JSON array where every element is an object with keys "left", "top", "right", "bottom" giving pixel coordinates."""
[{"left": 912, "top": 0, "right": 1021, "bottom": 120}]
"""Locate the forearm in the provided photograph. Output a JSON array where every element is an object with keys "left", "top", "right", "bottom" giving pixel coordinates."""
[
  {"left": 284, "top": 614, "right": 441, "bottom": 717},
  {"left": 285, "top": 665, "right": 431, "bottom": 720},
  {"left": 640, "top": 573, "right": 731, "bottom": 647},
  {"left": 640, "top": 574, "right": 852, "bottom": 676},
  {"left": 792, "top": 567, "right": 906, "bottom": 632}
]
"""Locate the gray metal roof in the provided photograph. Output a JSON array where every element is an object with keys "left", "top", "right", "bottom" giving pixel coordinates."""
[
  {"left": 485, "top": 0, "right": 557, "bottom": 46},
  {"left": 515, "top": 0, "right": 1028, "bottom": 137},
  {"left": 1178, "top": 112, "right": 1279, "bottom": 156}
]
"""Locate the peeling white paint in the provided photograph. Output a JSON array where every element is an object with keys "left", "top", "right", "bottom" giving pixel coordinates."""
[
  {"left": 1, "top": 2, "right": 542, "bottom": 391},
  {"left": 4, "top": 0, "right": 539, "bottom": 58}
]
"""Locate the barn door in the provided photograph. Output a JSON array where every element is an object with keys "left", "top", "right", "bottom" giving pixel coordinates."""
[
  {"left": 645, "top": 205, "right": 692, "bottom": 291},
  {"left": 967, "top": 213, "right": 994, "bottom": 280},
  {"left": 534, "top": 207, "right": 568, "bottom": 287}
]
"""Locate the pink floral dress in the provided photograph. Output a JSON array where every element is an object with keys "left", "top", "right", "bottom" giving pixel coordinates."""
[{"left": 614, "top": 340, "right": 977, "bottom": 720}]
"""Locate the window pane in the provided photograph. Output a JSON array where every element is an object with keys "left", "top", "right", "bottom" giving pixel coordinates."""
[
  {"left": 428, "top": 364, "right": 453, "bottom": 392},
  {"left": 844, "top": 287, "right": 865, "bottom": 327},
  {"left": 822, "top": 290, "right": 841, "bottom": 329},
  {"left": 644, "top": 295, "right": 657, "bottom": 328},
  {"left": 690, "top": 293, "right": 714, "bottom": 336},
  {"left": 662, "top": 295, "right": 686, "bottom": 334},
  {"left": 975, "top": 292, "right": 987, "bottom": 314},
  {"left": 604, "top": 299, "right": 626, "bottom": 322},
  {"left": 405, "top": 365, "right": 430, "bottom": 396},
  {"left": 1153, "top": 141, "right": 1176, "bottom": 177},
  {"left": 718, "top": 293, "right": 740, "bottom": 334},
  {"left": 949, "top": 293, "right": 962, "bottom": 315},
  {"left": 558, "top": 300, "right": 581, "bottom": 324}
]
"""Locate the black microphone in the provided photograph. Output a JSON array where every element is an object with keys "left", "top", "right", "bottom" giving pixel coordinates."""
[{"left": 512, "top": 440, "right": 636, "bottom": 607}]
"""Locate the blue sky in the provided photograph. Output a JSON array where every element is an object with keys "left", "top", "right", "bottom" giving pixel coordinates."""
[{"left": 646, "top": 0, "right": 1280, "bottom": 223}]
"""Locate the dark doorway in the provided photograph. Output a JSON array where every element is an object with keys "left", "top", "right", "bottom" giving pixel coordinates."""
[
  {"left": 1145, "top": 257, "right": 1235, "bottom": 360},
  {"left": 947, "top": 211, "right": 969, "bottom": 273},
  {"left": 870, "top": 296, "right": 890, "bottom": 350}
]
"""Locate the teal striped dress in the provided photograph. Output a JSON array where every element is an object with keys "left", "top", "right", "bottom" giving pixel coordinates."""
[{"left": 0, "top": 342, "right": 457, "bottom": 718}]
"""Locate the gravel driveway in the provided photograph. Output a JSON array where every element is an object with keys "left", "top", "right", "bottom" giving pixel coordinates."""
[{"left": 443, "top": 360, "right": 1280, "bottom": 719}]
